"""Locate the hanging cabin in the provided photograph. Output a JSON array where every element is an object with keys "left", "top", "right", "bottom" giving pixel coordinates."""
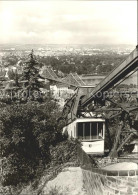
[{"left": 63, "top": 118, "right": 105, "bottom": 155}]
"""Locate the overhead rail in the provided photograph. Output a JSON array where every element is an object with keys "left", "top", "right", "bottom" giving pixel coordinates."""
[{"left": 81, "top": 46, "right": 138, "bottom": 107}]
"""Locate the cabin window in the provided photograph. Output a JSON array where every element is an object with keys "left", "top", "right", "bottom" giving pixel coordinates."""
[
  {"left": 78, "top": 123, "right": 83, "bottom": 139},
  {"left": 91, "top": 122, "right": 97, "bottom": 139},
  {"left": 77, "top": 122, "right": 104, "bottom": 140},
  {"left": 98, "top": 122, "right": 103, "bottom": 138},
  {"left": 84, "top": 123, "right": 90, "bottom": 139}
]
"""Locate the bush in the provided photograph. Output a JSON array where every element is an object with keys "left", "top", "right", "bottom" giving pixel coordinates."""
[
  {"left": 50, "top": 139, "right": 81, "bottom": 166},
  {"left": 0, "top": 100, "right": 63, "bottom": 186}
]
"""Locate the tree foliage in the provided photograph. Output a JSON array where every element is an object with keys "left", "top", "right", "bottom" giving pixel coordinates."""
[
  {"left": 21, "top": 50, "right": 43, "bottom": 102},
  {"left": 0, "top": 100, "right": 63, "bottom": 186},
  {"left": 38, "top": 54, "right": 128, "bottom": 75}
]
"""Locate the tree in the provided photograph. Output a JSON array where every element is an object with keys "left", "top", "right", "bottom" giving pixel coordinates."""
[
  {"left": 21, "top": 50, "right": 43, "bottom": 102},
  {"left": 0, "top": 100, "right": 63, "bottom": 186},
  {"left": 7, "top": 69, "right": 19, "bottom": 87}
]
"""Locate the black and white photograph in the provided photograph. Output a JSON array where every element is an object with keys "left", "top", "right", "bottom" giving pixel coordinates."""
[{"left": 0, "top": 0, "right": 137, "bottom": 194}]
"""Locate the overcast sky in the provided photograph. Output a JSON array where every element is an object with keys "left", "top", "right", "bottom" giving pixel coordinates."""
[{"left": 0, "top": 1, "right": 137, "bottom": 45}]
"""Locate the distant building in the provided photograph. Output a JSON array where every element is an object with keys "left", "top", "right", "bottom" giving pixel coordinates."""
[
  {"left": 50, "top": 84, "right": 74, "bottom": 99},
  {"left": 50, "top": 84, "right": 75, "bottom": 107}
]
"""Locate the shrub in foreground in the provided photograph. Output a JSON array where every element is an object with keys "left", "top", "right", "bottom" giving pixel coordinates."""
[{"left": 0, "top": 100, "right": 63, "bottom": 186}]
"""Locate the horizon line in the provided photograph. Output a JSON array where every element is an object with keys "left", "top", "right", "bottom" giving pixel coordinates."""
[{"left": 0, "top": 43, "right": 136, "bottom": 46}]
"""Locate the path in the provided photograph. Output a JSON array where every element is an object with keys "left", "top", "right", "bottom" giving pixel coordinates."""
[{"left": 41, "top": 167, "right": 87, "bottom": 195}]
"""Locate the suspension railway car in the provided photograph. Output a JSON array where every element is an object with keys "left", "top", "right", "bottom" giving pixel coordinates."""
[{"left": 63, "top": 118, "right": 105, "bottom": 155}]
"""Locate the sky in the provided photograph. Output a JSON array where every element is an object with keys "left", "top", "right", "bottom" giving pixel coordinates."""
[{"left": 0, "top": 1, "right": 137, "bottom": 45}]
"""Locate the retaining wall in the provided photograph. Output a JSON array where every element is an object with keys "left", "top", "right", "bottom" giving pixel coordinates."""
[
  {"left": 82, "top": 167, "right": 138, "bottom": 195},
  {"left": 77, "top": 147, "right": 138, "bottom": 195}
]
